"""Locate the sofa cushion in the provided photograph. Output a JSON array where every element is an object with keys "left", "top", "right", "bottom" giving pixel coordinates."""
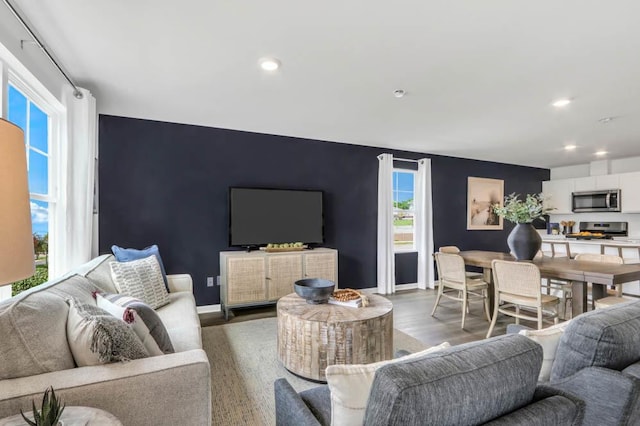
[
  {"left": 78, "top": 254, "right": 119, "bottom": 293},
  {"left": 551, "top": 299, "right": 640, "bottom": 381},
  {"left": 110, "top": 256, "right": 170, "bottom": 309},
  {"left": 46, "top": 274, "right": 101, "bottom": 305},
  {"left": 96, "top": 293, "right": 174, "bottom": 354},
  {"left": 0, "top": 290, "right": 75, "bottom": 380},
  {"left": 519, "top": 320, "right": 572, "bottom": 381},
  {"left": 363, "top": 334, "right": 543, "bottom": 426},
  {"left": 299, "top": 385, "right": 332, "bottom": 426},
  {"left": 158, "top": 292, "right": 202, "bottom": 351},
  {"left": 112, "top": 244, "right": 169, "bottom": 291},
  {"left": 67, "top": 298, "right": 149, "bottom": 366},
  {"left": 326, "top": 342, "right": 450, "bottom": 426}
]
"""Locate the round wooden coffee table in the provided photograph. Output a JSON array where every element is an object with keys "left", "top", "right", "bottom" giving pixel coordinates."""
[{"left": 277, "top": 293, "right": 393, "bottom": 381}]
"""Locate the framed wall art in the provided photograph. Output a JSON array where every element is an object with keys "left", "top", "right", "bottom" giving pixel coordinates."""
[{"left": 467, "top": 177, "right": 504, "bottom": 230}]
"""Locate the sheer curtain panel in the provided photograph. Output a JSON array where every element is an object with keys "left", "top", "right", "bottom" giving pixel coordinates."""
[
  {"left": 415, "top": 158, "right": 435, "bottom": 289},
  {"left": 377, "top": 153, "right": 395, "bottom": 294},
  {"left": 50, "top": 87, "right": 97, "bottom": 278}
]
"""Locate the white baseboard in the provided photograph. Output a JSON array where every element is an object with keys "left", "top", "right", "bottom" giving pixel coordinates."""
[
  {"left": 360, "top": 283, "right": 422, "bottom": 294},
  {"left": 197, "top": 304, "right": 221, "bottom": 314}
]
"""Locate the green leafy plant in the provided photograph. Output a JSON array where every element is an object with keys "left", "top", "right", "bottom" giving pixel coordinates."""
[
  {"left": 11, "top": 265, "right": 48, "bottom": 297},
  {"left": 492, "top": 193, "right": 554, "bottom": 224},
  {"left": 20, "top": 387, "right": 65, "bottom": 426}
]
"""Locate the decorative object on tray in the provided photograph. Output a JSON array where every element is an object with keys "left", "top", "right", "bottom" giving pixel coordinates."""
[
  {"left": 493, "top": 193, "right": 555, "bottom": 260},
  {"left": 329, "top": 289, "right": 369, "bottom": 308},
  {"left": 560, "top": 220, "right": 575, "bottom": 235},
  {"left": 294, "top": 278, "right": 335, "bottom": 304},
  {"left": 20, "top": 386, "right": 65, "bottom": 426},
  {"left": 260, "top": 242, "right": 307, "bottom": 252}
]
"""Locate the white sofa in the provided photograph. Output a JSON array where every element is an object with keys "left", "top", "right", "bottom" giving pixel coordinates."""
[{"left": 0, "top": 255, "right": 211, "bottom": 425}]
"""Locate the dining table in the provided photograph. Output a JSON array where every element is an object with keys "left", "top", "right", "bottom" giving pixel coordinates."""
[{"left": 459, "top": 250, "right": 640, "bottom": 316}]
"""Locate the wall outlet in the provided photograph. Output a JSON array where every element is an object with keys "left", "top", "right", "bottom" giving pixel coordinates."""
[
  {"left": 216, "top": 276, "right": 221, "bottom": 286},
  {"left": 207, "top": 277, "right": 214, "bottom": 287}
]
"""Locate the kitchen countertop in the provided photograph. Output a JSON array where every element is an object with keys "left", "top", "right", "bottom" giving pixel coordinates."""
[{"left": 542, "top": 236, "right": 640, "bottom": 246}]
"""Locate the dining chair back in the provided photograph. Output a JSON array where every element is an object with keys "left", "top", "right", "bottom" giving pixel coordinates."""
[
  {"left": 439, "top": 246, "right": 483, "bottom": 279},
  {"left": 432, "top": 252, "right": 490, "bottom": 329},
  {"left": 486, "top": 259, "right": 559, "bottom": 338},
  {"left": 574, "top": 253, "right": 623, "bottom": 265}
]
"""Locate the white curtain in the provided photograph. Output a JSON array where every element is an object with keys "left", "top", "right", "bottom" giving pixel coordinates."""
[
  {"left": 377, "top": 153, "right": 395, "bottom": 294},
  {"left": 415, "top": 158, "right": 435, "bottom": 289},
  {"left": 50, "top": 87, "right": 97, "bottom": 278}
]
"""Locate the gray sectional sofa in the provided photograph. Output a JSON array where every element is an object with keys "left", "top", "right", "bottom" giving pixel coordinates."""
[
  {"left": 276, "top": 299, "right": 640, "bottom": 425},
  {"left": 275, "top": 334, "right": 585, "bottom": 425},
  {"left": 0, "top": 254, "right": 211, "bottom": 426}
]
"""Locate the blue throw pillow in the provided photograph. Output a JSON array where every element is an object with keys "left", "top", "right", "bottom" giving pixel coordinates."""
[{"left": 111, "top": 244, "right": 169, "bottom": 291}]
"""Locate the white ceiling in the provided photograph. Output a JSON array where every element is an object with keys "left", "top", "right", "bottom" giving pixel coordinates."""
[{"left": 10, "top": 0, "right": 640, "bottom": 168}]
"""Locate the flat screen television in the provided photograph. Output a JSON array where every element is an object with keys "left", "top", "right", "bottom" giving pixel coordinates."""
[{"left": 229, "top": 187, "right": 324, "bottom": 247}]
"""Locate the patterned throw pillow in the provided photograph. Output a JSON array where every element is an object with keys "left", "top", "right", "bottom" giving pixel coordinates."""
[
  {"left": 111, "top": 244, "right": 170, "bottom": 291},
  {"left": 110, "top": 255, "right": 170, "bottom": 309},
  {"left": 96, "top": 293, "right": 175, "bottom": 355},
  {"left": 66, "top": 298, "right": 149, "bottom": 366}
]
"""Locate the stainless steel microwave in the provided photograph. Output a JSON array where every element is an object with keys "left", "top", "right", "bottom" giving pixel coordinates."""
[{"left": 572, "top": 189, "right": 621, "bottom": 212}]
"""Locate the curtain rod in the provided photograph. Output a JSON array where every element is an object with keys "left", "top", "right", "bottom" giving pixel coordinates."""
[{"left": 3, "top": 0, "right": 83, "bottom": 99}]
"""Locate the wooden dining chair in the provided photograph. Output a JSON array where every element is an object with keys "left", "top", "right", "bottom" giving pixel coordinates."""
[
  {"left": 538, "top": 244, "right": 573, "bottom": 320},
  {"left": 439, "top": 246, "right": 483, "bottom": 279},
  {"left": 574, "top": 252, "right": 629, "bottom": 309},
  {"left": 486, "top": 259, "right": 559, "bottom": 338},
  {"left": 432, "top": 252, "right": 491, "bottom": 329}
]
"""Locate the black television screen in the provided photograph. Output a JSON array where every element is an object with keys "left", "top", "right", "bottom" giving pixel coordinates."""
[{"left": 229, "top": 187, "right": 324, "bottom": 247}]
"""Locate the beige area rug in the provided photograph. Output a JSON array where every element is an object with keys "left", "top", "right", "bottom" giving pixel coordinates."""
[{"left": 202, "top": 317, "right": 426, "bottom": 426}]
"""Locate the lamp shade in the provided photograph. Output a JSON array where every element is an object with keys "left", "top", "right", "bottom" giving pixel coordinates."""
[{"left": 0, "top": 118, "right": 35, "bottom": 286}]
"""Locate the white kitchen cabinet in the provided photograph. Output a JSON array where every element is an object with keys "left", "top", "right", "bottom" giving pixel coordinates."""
[
  {"left": 573, "top": 177, "right": 596, "bottom": 192},
  {"left": 595, "top": 174, "right": 620, "bottom": 190},
  {"left": 542, "top": 179, "right": 574, "bottom": 214},
  {"left": 620, "top": 172, "right": 640, "bottom": 213}
]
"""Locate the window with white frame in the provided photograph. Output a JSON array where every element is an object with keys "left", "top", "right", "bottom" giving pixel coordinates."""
[
  {"left": 0, "top": 57, "right": 62, "bottom": 295},
  {"left": 393, "top": 169, "right": 416, "bottom": 251}
]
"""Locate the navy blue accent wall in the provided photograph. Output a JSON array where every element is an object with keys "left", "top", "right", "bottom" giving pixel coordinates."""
[{"left": 99, "top": 115, "right": 549, "bottom": 305}]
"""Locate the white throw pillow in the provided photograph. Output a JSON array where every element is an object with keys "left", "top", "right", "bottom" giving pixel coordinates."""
[
  {"left": 110, "top": 255, "right": 170, "bottom": 309},
  {"left": 519, "top": 320, "right": 572, "bottom": 381},
  {"left": 96, "top": 293, "right": 164, "bottom": 356},
  {"left": 325, "top": 342, "right": 450, "bottom": 426}
]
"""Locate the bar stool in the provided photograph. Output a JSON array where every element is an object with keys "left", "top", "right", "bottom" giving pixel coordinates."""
[{"left": 539, "top": 242, "right": 573, "bottom": 319}]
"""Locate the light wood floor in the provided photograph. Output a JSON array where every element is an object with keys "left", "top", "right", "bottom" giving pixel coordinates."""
[{"left": 199, "top": 288, "right": 546, "bottom": 347}]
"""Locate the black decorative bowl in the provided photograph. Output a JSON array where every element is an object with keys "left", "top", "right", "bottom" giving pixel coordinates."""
[{"left": 294, "top": 278, "right": 336, "bottom": 304}]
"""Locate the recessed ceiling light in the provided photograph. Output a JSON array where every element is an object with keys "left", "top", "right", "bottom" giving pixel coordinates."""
[
  {"left": 564, "top": 144, "right": 577, "bottom": 151},
  {"left": 552, "top": 98, "right": 572, "bottom": 108},
  {"left": 595, "top": 150, "right": 608, "bottom": 156},
  {"left": 393, "top": 89, "right": 406, "bottom": 98},
  {"left": 259, "top": 57, "right": 281, "bottom": 71},
  {"left": 598, "top": 117, "right": 614, "bottom": 124}
]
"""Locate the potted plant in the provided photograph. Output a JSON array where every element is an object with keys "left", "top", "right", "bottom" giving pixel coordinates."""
[
  {"left": 20, "top": 386, "right": 65, "bottom": 426},
  {"left": 492, "top": 193, "right": 554, "bottom": 260}
]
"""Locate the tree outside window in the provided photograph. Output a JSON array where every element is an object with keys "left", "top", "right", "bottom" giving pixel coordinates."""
[{"left": 393, "top": 170, "right": 416, "bottom": 251}]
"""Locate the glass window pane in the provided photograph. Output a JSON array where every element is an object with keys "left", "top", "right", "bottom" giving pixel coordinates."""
[
  {"left": 29, "top": 103, "right": 49, "bottom": 153},
  {"left": 8, "top": 85, "right": 27, "bottom": 132},
  {"left": 393, "top": 172, "right": 398, "bottom": 190},
  {"left": 397, "top": 172, "right": 414, "bottom": 192},
  {"left": 30, "top": 199, "right": 49, "bottom": 238},
  {"left": 28, "top": 151, "right": 48, "bottom": 195}
]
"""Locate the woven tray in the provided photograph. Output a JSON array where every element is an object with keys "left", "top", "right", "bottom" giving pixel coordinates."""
[{"left": 260, "top": 245, "right": 307, "bottom": 253}]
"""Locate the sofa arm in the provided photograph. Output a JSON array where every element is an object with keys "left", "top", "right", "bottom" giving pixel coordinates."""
[
  {"left": 546, "top": 367, "right": 640, "bottom": 426},
  {"left": 167, "top": 274, "right": 193, "bottom": 293},
  {"left": 0, "top": 349, "right": 211, "bottom": 426},
  {"left": 274, "top": 378, "right": 322, "bottom": 426}
]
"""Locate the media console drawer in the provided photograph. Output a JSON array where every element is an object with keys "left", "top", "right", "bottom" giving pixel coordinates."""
[{"left": 219, "top": 248, "right": 338, "bottom": 320}]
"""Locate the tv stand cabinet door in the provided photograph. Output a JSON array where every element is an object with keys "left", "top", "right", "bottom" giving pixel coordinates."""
[
  {"left": 225, "top": 256, "right": 267, "bottom": 304},
  {"left": 303, "top": 250, "right": 338, "bottom": 285},
  {"left": 266, "top": 254, "right": 303, "bottom": 300}
]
